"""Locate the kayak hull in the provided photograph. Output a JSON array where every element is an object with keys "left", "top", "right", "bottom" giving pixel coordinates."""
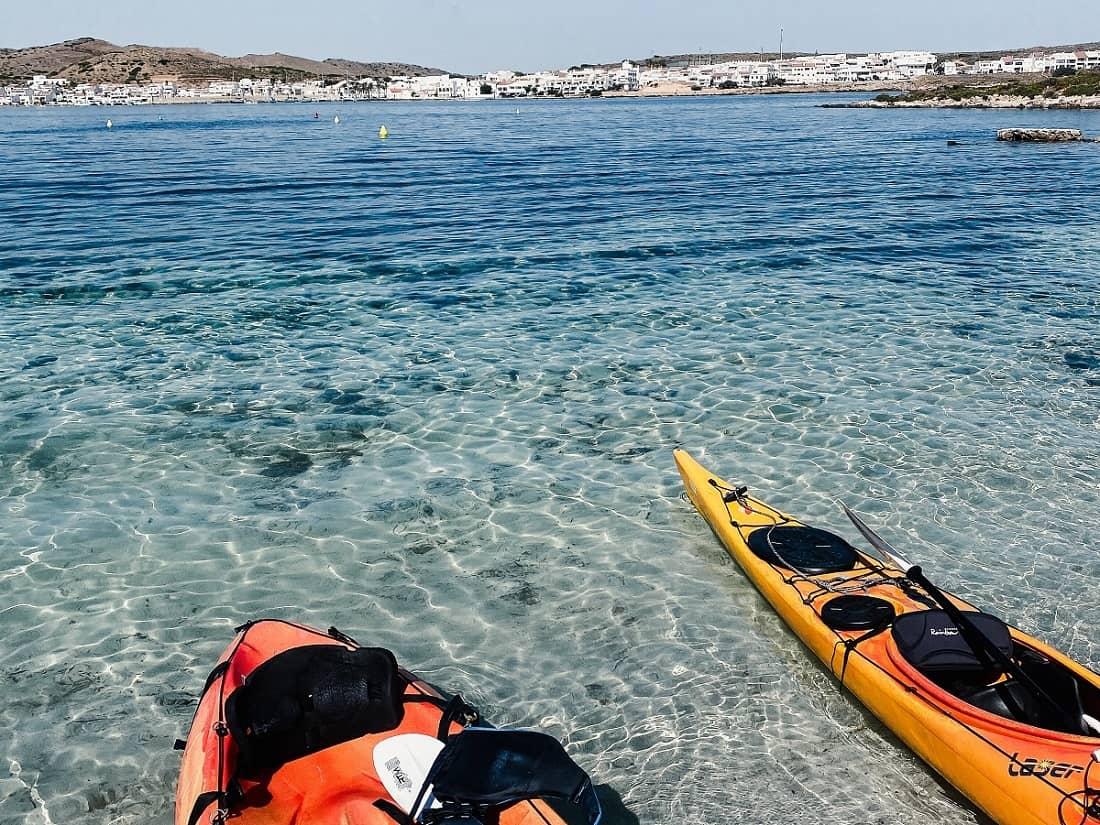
[
  {"left": 175, "top": 620, "right": 565, "bottom": 825},
  {"left": 674, "top": 448, "right": 1100, "bottom": 825}
]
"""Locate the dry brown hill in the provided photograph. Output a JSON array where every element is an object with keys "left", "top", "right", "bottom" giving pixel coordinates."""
[
  {"left": 0, "top": 37, "right": 118, "bottom": 79},
  {"left": 0, "top": 37, "right": 450, "bottom": 84}
]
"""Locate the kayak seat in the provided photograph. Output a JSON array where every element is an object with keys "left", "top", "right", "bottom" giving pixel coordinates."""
[
  {"left": 891, "top": 609, "right": 1012, "bottom": 675},
  {"left": 957, "top": 679, "right": 1042, "bottom": 725},
  {"left": 891, "top": 610, "right": 1034, "bottom": 724},
  {"left": 424, "top": 728, "right": 603, "bottom": 825},
  {"left": 226, "top": 644, "right": 407, "bottom": 777},
  {"left": 893, "top": 612, "right": 1094, "bottom": 734},
  {"left": 746, "top": 526, "right": 859, "bottom": 575},
  {"left": 1016, "top": 648, "right": 1093, "bottom": 735},
  {"left": 953, "top": 669, "right": 1091, "bottom": 734}
]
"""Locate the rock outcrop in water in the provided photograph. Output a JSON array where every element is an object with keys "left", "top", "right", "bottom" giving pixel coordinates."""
[{"left": 996, "top": 128, "right": 1084, "bottom": 142}]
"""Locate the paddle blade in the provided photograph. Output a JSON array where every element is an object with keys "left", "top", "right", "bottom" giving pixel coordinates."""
[
  {"left": 841, "top": 503, "right": 913, "bottom": 571},
  {"left": 373, "top": 733, "right": 444, "bottom": 816}
]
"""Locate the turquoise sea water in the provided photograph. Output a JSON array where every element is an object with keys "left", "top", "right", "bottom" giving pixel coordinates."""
[{"left": 1, "top": 95, "right": 1099, "bottom": 824}]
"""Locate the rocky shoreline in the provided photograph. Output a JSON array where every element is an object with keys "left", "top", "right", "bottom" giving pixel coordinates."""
[
  {"left": 828, "top": 70, "right": 1100, "bottom": 110},
  {"left": 828, "top": 93, "right": 1100, "bottom": 109}
]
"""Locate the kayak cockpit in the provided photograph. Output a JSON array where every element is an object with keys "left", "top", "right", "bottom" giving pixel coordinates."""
[
  {"left": 176, "top": 620, "right": 599, "bottom": 825},
  {"left": 736, "top": 518, "right": 1100, "bottom": 739},
  {"left": 889, "top": 610, "right": 1100, "bottom": 737},
  {"left": 951, "top": 643, "right": 1100, "bottom": 737}
]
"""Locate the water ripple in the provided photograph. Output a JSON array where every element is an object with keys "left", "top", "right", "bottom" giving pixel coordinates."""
[{"left": 1, "top": 96, "right": 1099, "bottom": 824}]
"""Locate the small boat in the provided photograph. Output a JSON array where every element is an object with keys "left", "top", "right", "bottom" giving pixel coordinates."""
[
  {"left": 674, "top": 448, "right": 1100, "bottom": 825},
  {"left": 175, "top": 619, "right": 601, "bottom": 825}
]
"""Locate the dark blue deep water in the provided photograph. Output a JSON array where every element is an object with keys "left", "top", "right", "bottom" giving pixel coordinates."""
[{"left": 1, "top": 96, "right": 1099, "bottom": 824}]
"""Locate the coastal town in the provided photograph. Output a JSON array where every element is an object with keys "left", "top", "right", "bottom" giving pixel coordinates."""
[{"left": 3, "top": 47, "right": 1100, "bottom": 106}]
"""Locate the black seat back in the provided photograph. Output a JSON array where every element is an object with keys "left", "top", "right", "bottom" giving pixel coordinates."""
[
  {"left": 226, "top": 644, "right": 407, "bottom": 776},
  {"left": 423, "top": 728, "right": 602, "bottom": 825},
  {"left": 891, "top": 609, "right": 1012, "bottom": 674}
]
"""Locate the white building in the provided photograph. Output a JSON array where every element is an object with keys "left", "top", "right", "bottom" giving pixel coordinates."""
[
  {"left": 882, "top": 51, "right": 937, "bottom": 77},
  {"left": 207, "top": 80, "right": 241, "bottom": 97},
  {"left": 562, "top": 68, "right": 611, "bottom": 94},
  {"left": 611, "top": 61, "right": 639, "bottom": 91},
  {"left": 776, "top": 58, "right": 833, "bottom": 85},
  {"left": 712, "top": 61, "right": 777, "bottom": 87},
  {"left": 999, "top": 54, "right": 1051, "bottom": 73},
  {"left": 494, "top": 75, "right": 534, "bottom": 96}
]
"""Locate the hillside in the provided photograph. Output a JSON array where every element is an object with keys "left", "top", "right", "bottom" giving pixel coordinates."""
[
  {"left": 596, "top": 41, "right": 1100, "bottom": 71},
  {"left": 0, "top": 37, "right": 118, "bottom": 80},
  {"left": 637, "top": 51, "right": 804, "bottom": 67},
  {"left": 584, "top": 51, "right": 805, "bottom": 70},
  {"left": 941, "top": 41, "right": 1100, "bottom": 62},
  {"left": 0, "top": 37, "right": 450, "bottom": 84}
]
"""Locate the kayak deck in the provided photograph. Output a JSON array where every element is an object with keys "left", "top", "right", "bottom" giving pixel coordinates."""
[
  {"left": 674, "top": 448, "right": 1100, "bottom": 825},
  {"left": 175, "top": 620, "right": 568, "bottom": 825}
]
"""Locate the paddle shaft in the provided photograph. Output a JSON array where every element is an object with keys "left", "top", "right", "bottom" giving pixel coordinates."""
[
  {"left": 840, "top": 505, "right": 1077, "bottom": 730},
  {"left": 905, "top": 565, "right": 1076, "bottom": 730}
]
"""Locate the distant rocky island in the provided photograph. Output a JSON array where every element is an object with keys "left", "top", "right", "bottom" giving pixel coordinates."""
[
  {"left": 0, "top": 37, "right": 448, "bottom": 86},
  {"left": 835, "top": 70, "right": 1100, "bottom": 109}
]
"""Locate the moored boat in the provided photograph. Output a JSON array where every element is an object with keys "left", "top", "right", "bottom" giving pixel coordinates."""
[
  {"left": 175, "top": 619, "right": 601, "bottom": 825},
  {"left": 675, "top": 448, "right": 1100, "bottom": 825}
]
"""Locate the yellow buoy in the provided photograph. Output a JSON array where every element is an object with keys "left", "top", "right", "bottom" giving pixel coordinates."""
[{"left": 378, "top": 125, "right": 389, "bottom": 139}]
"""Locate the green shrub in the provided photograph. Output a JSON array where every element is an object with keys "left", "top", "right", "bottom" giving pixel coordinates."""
[{"left": 884, "top": 70, "right": 1100, "bottom": 104}]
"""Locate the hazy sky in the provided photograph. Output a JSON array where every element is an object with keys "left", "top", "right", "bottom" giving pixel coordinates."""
[{"left": 5, "top": 0, "right": 1098, "bottom": 74}]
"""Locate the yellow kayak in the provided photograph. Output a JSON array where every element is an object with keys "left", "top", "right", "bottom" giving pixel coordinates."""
[{"left": 674, "top": 448, "right": 1100, "bottom": 825}]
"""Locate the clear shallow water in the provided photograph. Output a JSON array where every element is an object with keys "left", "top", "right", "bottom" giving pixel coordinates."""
[{"left": 1, "top": 95, "right": 1099, "bottom": 825}]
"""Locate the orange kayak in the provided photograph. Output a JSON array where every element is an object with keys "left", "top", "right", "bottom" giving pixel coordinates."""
[
  {"left": 175, "top": 619, "right": 600, "bottom": 825},
  {"left": 675, "top": 448, "right": 1100, "bottom": 825}
]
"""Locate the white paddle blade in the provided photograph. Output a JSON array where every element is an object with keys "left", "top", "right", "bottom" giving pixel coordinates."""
[
  {"left": 373, "top": 733, "right": 445, "bottom": 815},
  {"left": 841, "top": 502, "right": 913, "bottom": 571},
  {"left": 1083, "top": 714, "right": 1100, "bottom": 738}
]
